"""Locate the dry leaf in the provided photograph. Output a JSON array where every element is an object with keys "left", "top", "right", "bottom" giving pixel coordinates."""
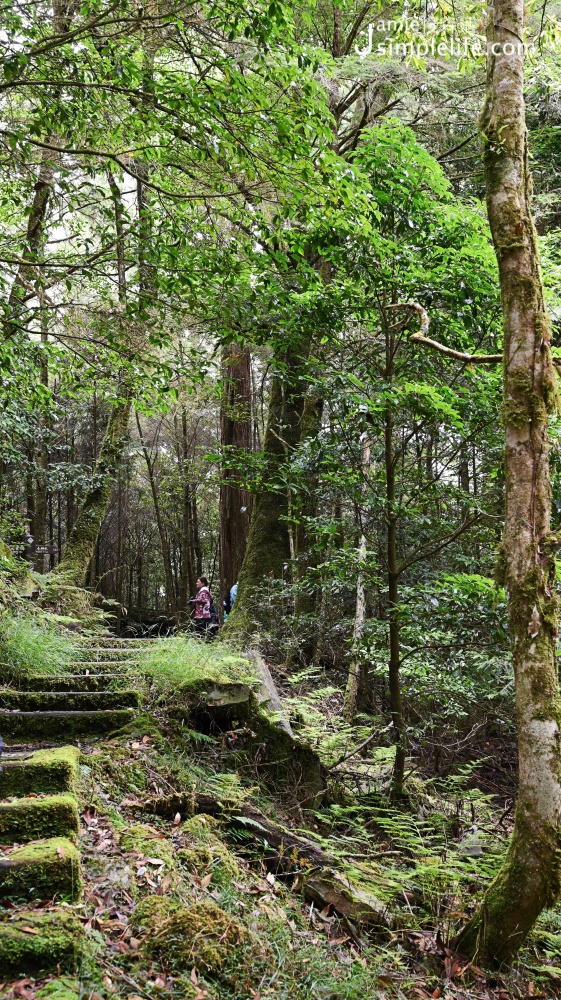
[
  {"left": 130, "top": 937, "right": 141, "bottom": 950},
  {"left": 56, "top": 846, "right": 65, "bottom": 858},
  {"left": 200, "top": 873, "right": 212, "bottom": 889},
  {"left": 190, "top": 969, "right": 199, "bottom": 986},
  {"left": 144, "top": 857, "right": 165, "bottom": 866},
  {"left": 173, "top": 813, "right": 181, "bottom": 825},
  {"left": 20, "top": 926, "right": 40, "bottom": 935},
  {"left": 266, "top": 872, "right": 275, "bottom": 886},
  {"left": 431, "top": 990, "right": 441, "bottom": 999}
]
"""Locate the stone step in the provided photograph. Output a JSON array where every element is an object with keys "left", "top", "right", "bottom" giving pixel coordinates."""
[
  {"left": 20, "top": 673, "right": 127, "bottom": 692},
  {"left": 0, "top": 689, "right": 141, "bottom": 712},
  {"left": 67, "top": 660, "right": 136, "bottom": 668},
  {"left": 0, "top": 793, "right": 80, "bottom": 844},
  {"left": 0, "top": 746, "right": 79, "bottom": 798},
  {"left": 0, "top": 837, "right": 82, "bottom": 902},
  {"left": 0, "top": 708, "right": 135, "bottom": 742},
  {"left": 0, "top": 909, "right": 85, "bottom": 976}
]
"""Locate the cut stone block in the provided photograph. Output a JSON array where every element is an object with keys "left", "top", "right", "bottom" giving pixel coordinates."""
[
  {"left": 0, "top": 708, "right": 135, "bottom": 742},
  {"left": 0, "top": 746, "right": 80, "bottom": 798},
  {"left": 0, "top": 689, "right": 141, "bottom": 711},
  {"left": 0, "top": 909, "right": 85, "bottom": 976},
  {"left": 0, "top": 837, "right": 82, "bottom": 901},
  {"left": 0, "top": 793, "right": 80, "bottom": 844}
]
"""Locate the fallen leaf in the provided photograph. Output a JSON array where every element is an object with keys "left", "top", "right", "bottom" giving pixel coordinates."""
[
  {"left": 173, "top": 813, "right": 181, "bottom": 825},
  {"left": 56, "top": 846, "right": 65, "bottom": 858},
  {"left": 127, "top": 994, "right": 145, "bottom": 1000},
  {"left": 200, "top": 873, "right": 212, "bottom": 889},
  {"left": 161, "top": 873, "right": 172, "bottom": 892},
  {"left": 130, "top": 937, "right": 141, "bottom": 950},
  {"left": 190, "top": 969, "right": 199, "bottom": 986},
  {"left": 144, "top": 857, "right": 165, "bottom": 866},
  {"left": 20, "top": 927, "right": 40, "bottom": 935},
  {"left": 431, "top": 990, "right": 441, "bottom": 999}
]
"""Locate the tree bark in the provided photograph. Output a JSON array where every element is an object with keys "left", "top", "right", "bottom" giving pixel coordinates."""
[
  {"left": 223, "top": 344, "right": 309, "bottom": 638},
  {"left": 50, "top": 396, "right": 132, "bottom": 587},
  {"left": 136, "top": 413, "right": 177, "bottom": 616},
  {"left": 219, "top": 343, "right": 253, "bottom": 620},
  {"left": 343, "top": 435, "right": 371, "bottom": 721},
  {"left": 456, "top": 0, "right": 561, "bottom": 965}
]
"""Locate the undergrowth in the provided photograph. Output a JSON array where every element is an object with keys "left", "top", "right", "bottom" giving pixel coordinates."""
[
  {"left": 0, "top": 612, "right": 79, "bottom": 678},
  {"left": 136, "top": 634, "right": 257, "bottom": 693}
]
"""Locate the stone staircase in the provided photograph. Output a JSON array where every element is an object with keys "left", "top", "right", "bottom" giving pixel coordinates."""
[{"left": 0, "top": 636, "right": 151, "bottom": 977}]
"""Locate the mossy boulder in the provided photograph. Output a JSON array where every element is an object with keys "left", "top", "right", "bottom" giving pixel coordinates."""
[
  {"left": 0, "top": 837, "right": 82, "bottom": 902},
  {"left": 0, "top": 746, "right": 80, "bottom": 798},
  {"left": 134, "top": 896, "right": 247, "bottom": 971},
  {"left": 0, "top": 909, "right": 85, "bottom": 976},
  {"left": 0, "top": 793, "right": 80, "bottom": 844}
]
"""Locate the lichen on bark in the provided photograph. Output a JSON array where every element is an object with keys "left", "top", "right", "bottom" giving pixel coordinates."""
[{"left": 456, "top": 0, "right": 561, "bottom": 967}]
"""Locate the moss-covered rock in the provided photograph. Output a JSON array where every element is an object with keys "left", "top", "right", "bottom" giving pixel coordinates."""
[
  {"left": 0, "top": 746, "right": 79, "bottom": 798},
  {"left": 0, "top": 708, "right": 135, "bottom": 742},
  {"left": 0, "top": 837, "right": 82, "bottom": 901},
  {"left": 0, "top": 909, "right": 85, "bottom": 976},
  {"left": 136, "top": 897, "right": 247, "bottom": 971},
  {"left": 0, "top": 793, "right": 80, "bottom": 844}
]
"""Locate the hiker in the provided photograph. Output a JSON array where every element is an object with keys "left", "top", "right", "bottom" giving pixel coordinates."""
[{"left": 191, "top": 576, "right": 212, "bottom": 638}]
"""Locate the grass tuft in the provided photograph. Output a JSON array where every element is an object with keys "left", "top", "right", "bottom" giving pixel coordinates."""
[{"left": 0, "top": 613, "right": 79, "bottom": 680}]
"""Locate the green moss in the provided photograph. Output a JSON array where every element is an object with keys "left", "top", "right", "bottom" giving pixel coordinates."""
[
  {"left": 0, "top": 910, "right": 85, "bottom": 976},
  {"left": 228, "top": 709, "right": 326, "bottom": 808},
  {"left": 0, "top": 837, "right": 82, "bottom": 901},
  {"left": 139, "top": 898, "right": 247, "bottom": 971},
  {"left": 0, "top": 708, "right": 135, "bottom": 743},
  {"left": 179, "top": 815, "right": 242, "bottom": 886},
  {"left": 0, "top": 746, "right": 79, "bottom": 798},
  {"left": 131, "top": 894, "right": 182, "bottom": 932},
  {"left": 35, "top": 978, "right": 81, "bottom": 1000},
  {"left": 0, "top": 689, "right": 141, "bottom": 711},
  {"left": 0, "top": 793, "right": 80, "bottom": 844},
  {"left": 106, "top": 712, "right": 163, "bottom": 741}
]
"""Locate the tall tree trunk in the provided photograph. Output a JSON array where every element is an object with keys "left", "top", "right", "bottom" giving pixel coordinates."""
[
  {"left": 50, "top": 396, "right": 132, "bottom": 587},
  {"left": 34, "top": 311, "right": 50, "bottom": 573},
  {"left": 456, "top": 0, "right": 561, "bottom": 965},
  {"left": 177, "top": 409, "right": 196, "bottom": 625},
  {"left": 219, "top": 343, "right": 253, "bottom": 621},
  {"left": 223, "top": 344, "right": 309, "bottom": 638},
  {"left": 343, "top": 435, "right": 371, "bottom": 721},
  {"left": 136, "top": 413, "right": 177, "bottom": 616},
  {"left": 293, "top": 389, "right": 324, "bottom": 630}
]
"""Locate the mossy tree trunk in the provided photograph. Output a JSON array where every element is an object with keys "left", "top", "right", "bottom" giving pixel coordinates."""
[
  {"left": 50, "top": 395, "right": 132, "bottom": 587},
  {"left": 456, "top": 0, "right": 561, "bottom": 965},
  {"left": 343, "top": 434, "right": 372, "bottom": 721},
  {"left": 223, "top": 343, "right": 309, "bottom": 639},
  {"left": 293, "top": 388, "right": 324, "bottom": 661},
  {"left": 219, "top": 343, "right": 253, "bottom": 621}
]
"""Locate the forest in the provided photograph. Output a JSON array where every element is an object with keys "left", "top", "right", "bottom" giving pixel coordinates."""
[{"left": 1, "top": 0, "right": 561, "bottom": 995}]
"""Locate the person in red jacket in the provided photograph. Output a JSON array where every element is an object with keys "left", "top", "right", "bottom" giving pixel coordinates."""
[{"left": 191, "top": 576, "right": 212, "bottom": 637}]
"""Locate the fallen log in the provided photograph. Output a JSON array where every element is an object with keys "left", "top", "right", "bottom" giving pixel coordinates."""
[{"left": 132, "top": 791, "right": 393, "bottom": 929}]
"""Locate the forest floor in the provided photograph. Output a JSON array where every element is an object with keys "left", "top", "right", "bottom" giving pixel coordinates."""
[{"left": 1, "top": 639, "right": 560, "bottom": 1000}]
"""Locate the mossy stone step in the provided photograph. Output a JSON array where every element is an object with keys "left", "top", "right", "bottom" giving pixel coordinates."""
[
  {"left": 67, "top": 660, "right": 135, "bottom": 669},
  {"left": 0, "top": 747, "right": 79, "bottom": 798},
  {"left": 21, "top": 673, "right": 127, "bottom": 692},
  {"left": 0, "top": 793, "right": 80, "bottom": 844},
  {"left": 0, "top": 909, "right": 85, "bottom": 976},
  {"left": 0, "top": 708, "right": 135, "bottom": 742},
  {"left": 0, "top": 689, "right": 141, "bottom": 711},
  {"left": 0, "top": 837, "right": 82, "bottom": 902}
]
